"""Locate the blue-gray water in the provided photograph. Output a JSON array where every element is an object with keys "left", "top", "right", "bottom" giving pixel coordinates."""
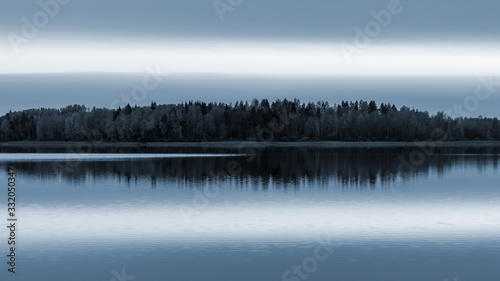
[{"left": 0, "top": 145, "right": 499, "bottom": 281}]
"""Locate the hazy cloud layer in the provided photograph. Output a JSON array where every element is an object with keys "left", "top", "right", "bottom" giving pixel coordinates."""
[
  {"left": 1, "top": 74, "right": 498, "bottom": 118},
  {"left": 2, "top": 0, "right": 500, "bottom": 41},
  {"left": 1, "top": 0, "right": 499, "bottom": 117}
]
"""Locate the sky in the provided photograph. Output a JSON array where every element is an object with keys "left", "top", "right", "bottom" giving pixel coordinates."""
[{"left": 1, "top": 0, "right": 499, "bottom": 117}]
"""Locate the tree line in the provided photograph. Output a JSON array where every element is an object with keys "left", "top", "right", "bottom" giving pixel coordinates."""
[{"left": 0, "top": 99, "right": 499, "bottom": 142}]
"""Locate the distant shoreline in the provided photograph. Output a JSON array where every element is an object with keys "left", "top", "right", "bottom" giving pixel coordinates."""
[
  {"left": 2, "top": 100, "right": 499, "bottom": 143},
  {"left": 1, "top": 140, "right": 500, "bottom": 149}
]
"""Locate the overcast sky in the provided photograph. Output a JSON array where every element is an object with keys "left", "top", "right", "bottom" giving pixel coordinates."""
[{"left": 1, "top": 0, "right": 499, "bottom": 117}]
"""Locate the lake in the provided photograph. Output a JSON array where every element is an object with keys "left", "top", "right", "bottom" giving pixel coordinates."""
[{"left": 0, "top": 143, "right": 499, "bottom": 281}]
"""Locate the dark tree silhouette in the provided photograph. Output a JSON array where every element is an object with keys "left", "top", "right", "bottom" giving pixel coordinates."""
[{"left": 0, "top": 100, "right": 498, "bottom": 142}]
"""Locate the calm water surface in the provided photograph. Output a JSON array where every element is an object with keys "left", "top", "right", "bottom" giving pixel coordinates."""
[{"left": 0, "top": 145, "right": 499, "bottom": 281}]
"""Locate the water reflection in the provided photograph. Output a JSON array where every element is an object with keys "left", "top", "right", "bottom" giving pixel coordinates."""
[
  {"left": 0, "top": 145, "right": 498, "bottom": 281},
  {"left": 0, "top": 146, "right": 498, "bottom": 189}
]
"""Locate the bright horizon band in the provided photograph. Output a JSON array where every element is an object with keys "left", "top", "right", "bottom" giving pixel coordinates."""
[{"left": 2, "top": 41, "right": 500, "bottom": 77}]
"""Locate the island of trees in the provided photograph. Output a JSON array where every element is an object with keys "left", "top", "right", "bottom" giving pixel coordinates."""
[{"left": 0, "top": 99, "right": 498, "bottom": 142}]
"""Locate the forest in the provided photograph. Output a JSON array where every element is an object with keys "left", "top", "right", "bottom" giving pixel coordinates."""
[{"left": 0, "top": 99, "right": 498, "bottom": 142}]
